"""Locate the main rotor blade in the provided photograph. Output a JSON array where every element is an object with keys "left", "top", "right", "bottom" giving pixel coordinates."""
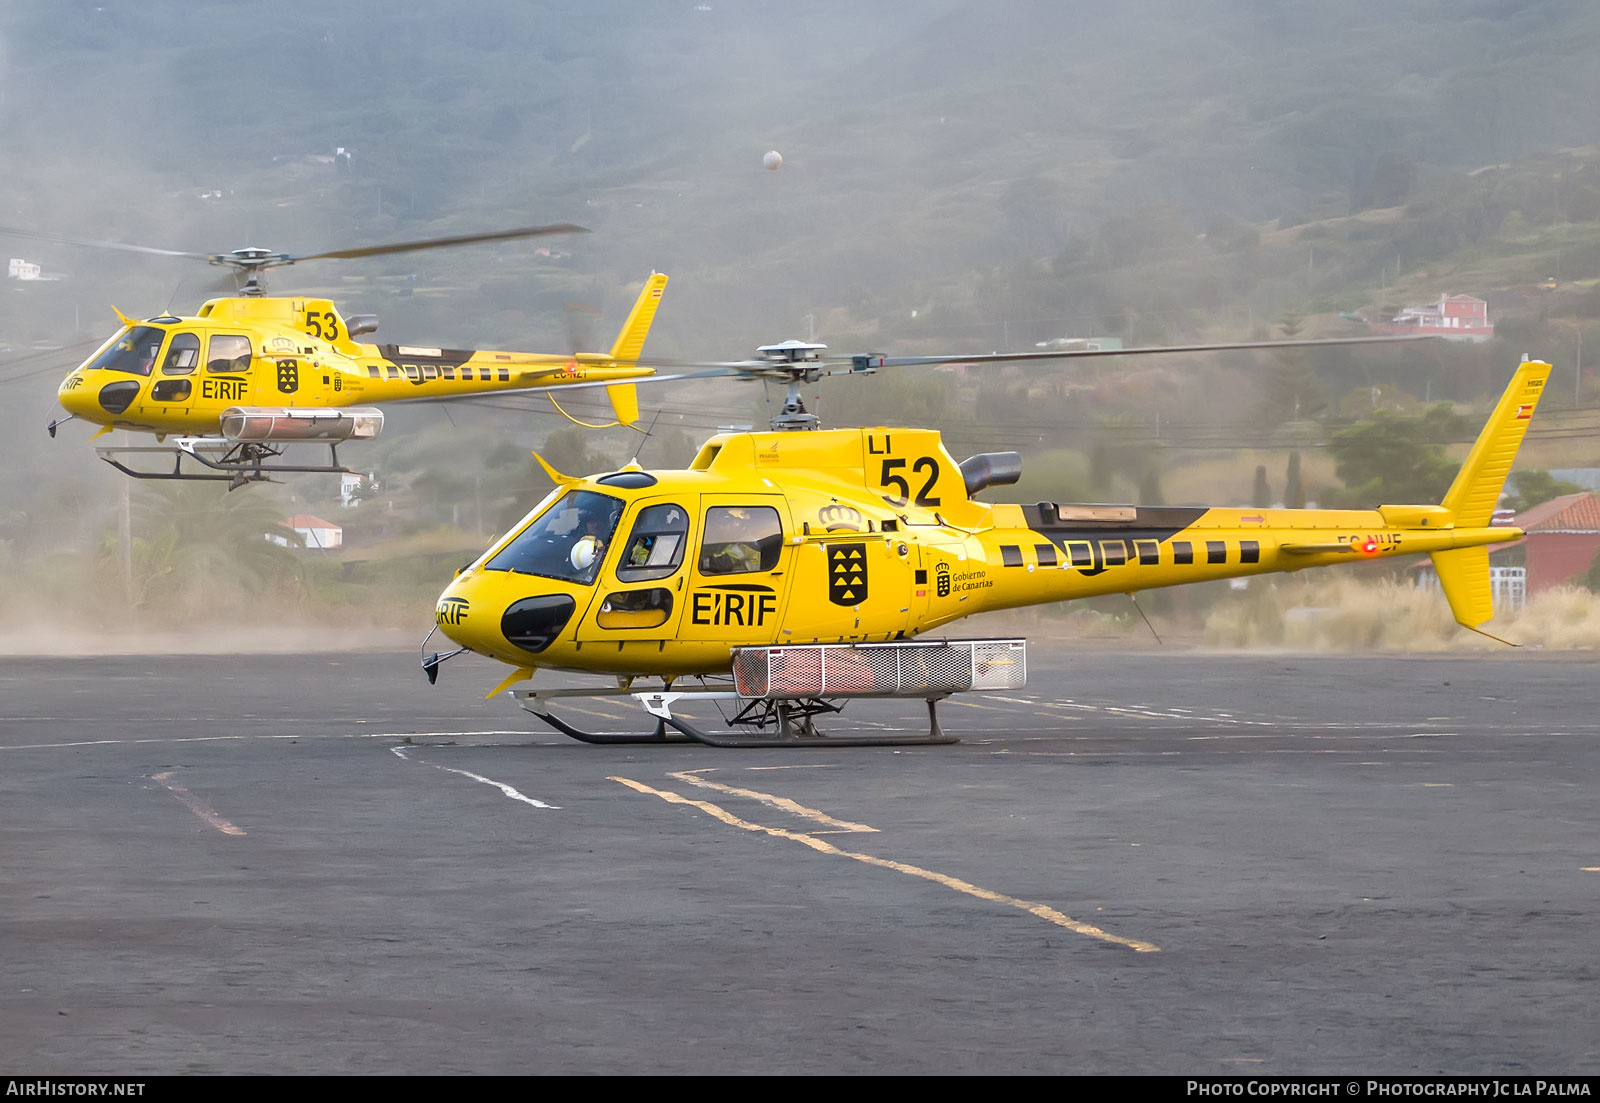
[
  {"left": 287, "top": 223, "right": 590, "bottom": 263},
  {"left": 605, "top": 333, "right": 1441, "bottom": 374},
  {"left": 402, "top": 368, "right": 746, "bottom": 405},
  {"left": 0, "top": 225, "right": 213, "bottom": 261},
  {"left": 855, "top": 333, "right": 1440, "bottom": 369}
]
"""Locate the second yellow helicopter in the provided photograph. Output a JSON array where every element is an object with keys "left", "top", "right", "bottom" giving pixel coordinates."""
[{"left": 16, "top": 222, "right": 665, "bottom": 485}]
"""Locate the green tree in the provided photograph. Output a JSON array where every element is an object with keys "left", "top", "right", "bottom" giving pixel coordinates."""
[
  {"left": 1501, "top": 470, "right": 1584, "bottom": 513},
  {"left": 120, "top": 483, "right": 301, "bottom": 614},
  {"left": 1284, "top": 451, "right": 1305, "bottom": 509},
  {"left": 1250, "top": 311, "right": 1326, "bottom": 442},
  {"left": 1326, "top": 405, "right": 1468, "bottom": 508},
  {"left": 537, "top": 426, "right": 616, "bottom": 480}
]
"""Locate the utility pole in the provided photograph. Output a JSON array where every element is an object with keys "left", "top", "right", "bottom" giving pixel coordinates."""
[{"left": 1576, "top": 325, "right": 1584, "bottom": 405}]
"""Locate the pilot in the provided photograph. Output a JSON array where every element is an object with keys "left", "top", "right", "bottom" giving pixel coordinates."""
[{"left": 568, "top": 502, "right": 618, "bottom": 573}]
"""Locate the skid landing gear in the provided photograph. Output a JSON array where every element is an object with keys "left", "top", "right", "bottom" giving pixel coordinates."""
[
  {"left": 510, "top": 683, "right": 958, "bottom": 748},
  {"left": 97, "top": 437, "right": 354, "bottom": 488}
]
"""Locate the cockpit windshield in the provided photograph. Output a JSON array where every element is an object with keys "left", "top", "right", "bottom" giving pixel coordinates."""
[
  {"left": 485, "top": 489, "right": 623, "bottom": 585},
  {"left": 85, "top": 325, "right": 167, "bottom": 377}
]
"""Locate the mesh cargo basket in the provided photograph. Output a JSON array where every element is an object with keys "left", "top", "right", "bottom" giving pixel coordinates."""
[{"left": 732, "top": 639, "right": 1025, "bottom": 699}]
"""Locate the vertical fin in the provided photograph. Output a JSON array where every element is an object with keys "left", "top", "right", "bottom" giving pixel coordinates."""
[
  {"left": 1429, "top": 545, "right": 1493, "bottom": 629},
  {"left": 605, "top": 383, "right": 639, "bottom": 426},
  {"left": 1440, "top": 359, "right": 1551, "bottom": 527},
  {"left": 607, "top": 272, "right": 668, "bottom": 365},
  {"left": 1429, "top": 360, "right": 1552, "bottom": 634}
]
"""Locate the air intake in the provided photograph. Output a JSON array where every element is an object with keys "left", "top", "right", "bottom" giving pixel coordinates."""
[{"left": 958, "top": 452, "right": 1023, "bottom": 496}]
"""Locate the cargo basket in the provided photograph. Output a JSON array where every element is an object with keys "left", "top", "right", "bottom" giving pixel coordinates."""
[{"left": 732, "top": 638, "right": 1025, "bottom": 700}]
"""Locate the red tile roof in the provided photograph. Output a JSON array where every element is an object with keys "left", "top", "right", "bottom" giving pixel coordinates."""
[
  {"left": 1513, "top": 492, "right": 1600, "bottom": 533},
  {"left": 285, "top": 514, "right": 341, "bottom": 531}
]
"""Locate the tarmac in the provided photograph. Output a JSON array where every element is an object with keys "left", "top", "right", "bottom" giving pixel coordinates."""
[{"left": 1, "top": 645, "right": 1596, "bottom": 1074}]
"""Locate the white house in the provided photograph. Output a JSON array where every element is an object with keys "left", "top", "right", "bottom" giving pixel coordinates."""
[{"left": 272, "top": 514, "right": 343, "bottom": 550}]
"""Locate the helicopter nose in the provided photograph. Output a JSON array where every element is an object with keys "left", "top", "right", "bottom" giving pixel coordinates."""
[
  {"left": 434, "top": 575, "right": 577, "bottom": 662},
  {"left": 56, "top": 372, "right": 102, "bottom": 419}
]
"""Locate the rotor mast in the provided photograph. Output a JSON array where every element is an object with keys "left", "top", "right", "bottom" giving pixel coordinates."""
[{"left": 757, "top": 340, "right": 833, "bottom": 431}]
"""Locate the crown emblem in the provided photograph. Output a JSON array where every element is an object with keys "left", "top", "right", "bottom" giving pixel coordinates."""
[{"left": 818, "top": 504, "right": 863, "bottom": 532}]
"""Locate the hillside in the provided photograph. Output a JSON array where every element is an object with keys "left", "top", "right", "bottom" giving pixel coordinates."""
[{"left": 3, "top": 0, "right": 1600, "bottom": 631}]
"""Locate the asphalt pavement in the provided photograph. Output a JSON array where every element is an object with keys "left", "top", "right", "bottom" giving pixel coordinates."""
[{"left": 1, "top": 646, "right": 1596, "bottom": 1074}]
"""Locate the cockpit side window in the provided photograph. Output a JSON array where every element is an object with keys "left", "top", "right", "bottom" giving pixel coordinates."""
[
  {"left": 86, "top": 325, "right": 166, "bottom": 377},
  {"left": 161, "top": 332, "right": 200, "bottom": 375},
  {"left": 700, "top": 506, "right": 782, "bottom": 575},
  {"left": 615, "top": 504, "right": 689, "bottom": 583},
  {"left": 207, "top": 334, "right": 252, "bottom": 373},
  {"left": 484, "top": 490, "right": 624, "bottom": 585}
]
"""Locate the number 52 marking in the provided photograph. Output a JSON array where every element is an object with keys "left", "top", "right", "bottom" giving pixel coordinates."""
[{"left": 880, "top": 456, "right": 941, "bottom": 507}]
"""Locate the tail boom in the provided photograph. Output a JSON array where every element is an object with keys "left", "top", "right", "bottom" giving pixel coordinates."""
[{"left": 963, "top": 362, "right": 1551, "bottom": 634}]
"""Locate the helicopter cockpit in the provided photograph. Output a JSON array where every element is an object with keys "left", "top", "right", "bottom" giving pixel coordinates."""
[
  {"left": 484, "top": 489, "right": 624, "bottom": 586},
  {"left": 84, "top": 325, "right": 168, "bottom": 376}
]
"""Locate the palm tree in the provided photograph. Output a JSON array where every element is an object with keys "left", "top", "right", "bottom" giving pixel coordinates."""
[{"left": 118, "top": 483, "right": 302, "bottom": 616}]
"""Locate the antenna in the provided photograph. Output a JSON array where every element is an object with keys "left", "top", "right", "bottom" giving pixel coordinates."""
[
  {"left": 164, "top": 276, "right": 188, "bottom": 315},
  {"left": 1127, "top": 593, "right": 1163, "bottom": 646},
  {"left": 629, "top": 408, "right": 664, "bottom": 465}
]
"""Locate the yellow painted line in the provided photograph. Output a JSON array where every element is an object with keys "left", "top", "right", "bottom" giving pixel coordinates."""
[
  {"left": 559, "top": 701, "right": 630, "bottom": 720},
  {"left": 1582, "top": 867, "right": 1600, "bottom": 872},
  {"left": 611, "top": 776, "right": 1158, "bottom": 953},
  {"left": 944, "top": 699, "right": 1010, "bottom": 711},
  {"left": 151, "top": 771, "right": 245, "bottom": 836},
  {"left": 667, "top": 770, "right": 876, "bottom": 833}
]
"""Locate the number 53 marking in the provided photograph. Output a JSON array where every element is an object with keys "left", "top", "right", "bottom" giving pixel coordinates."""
[{"left": 305, "top": 310, "right": 340, "bottom": 341}]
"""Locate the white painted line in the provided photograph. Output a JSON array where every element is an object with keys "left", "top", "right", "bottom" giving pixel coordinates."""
[
  {"left": 390, "top": 746, "right": 558, "bottom": 809},
  {"left": 0, "top": 730, "right": 534, "bottom": 752},
  {"left": 439, "top": 766, "right": 560, "bottom": 809}
]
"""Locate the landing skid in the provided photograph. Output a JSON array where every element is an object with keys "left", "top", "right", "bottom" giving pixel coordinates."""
[
  {"left": 511, "top": 683, "right": 957, "bottom": 748},
  {"left": 96, "top": 437, "right": 354, "bottom": 488}
]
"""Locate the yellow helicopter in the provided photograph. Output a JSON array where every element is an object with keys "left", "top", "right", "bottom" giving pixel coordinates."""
[
  {"left": 420, "top": 333, "right": 1548, "bottom": 747},
  {"left": 14, "top": 222, "right": 668, "bottom": 486}
]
